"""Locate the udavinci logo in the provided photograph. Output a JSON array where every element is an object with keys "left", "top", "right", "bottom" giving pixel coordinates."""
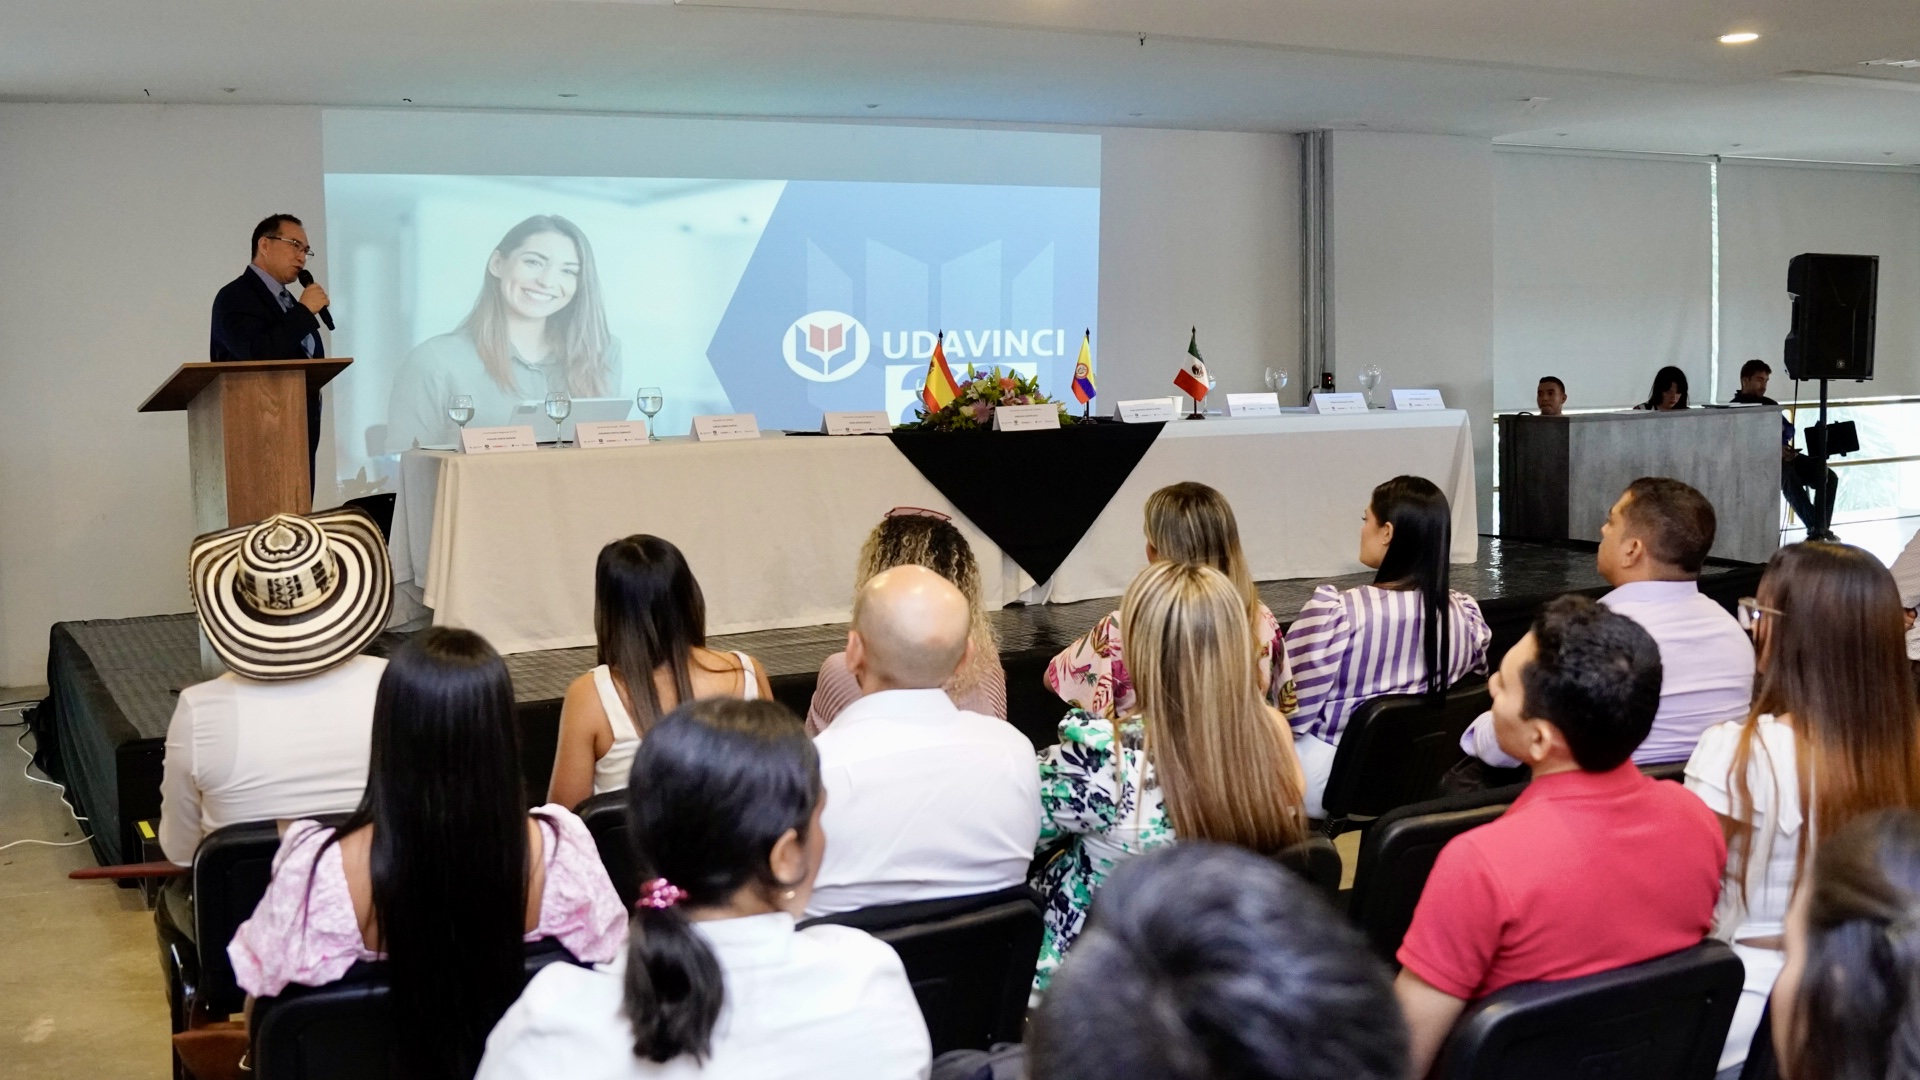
[{"left": 782, "top": 311, "right": 871, "bottom": 383}]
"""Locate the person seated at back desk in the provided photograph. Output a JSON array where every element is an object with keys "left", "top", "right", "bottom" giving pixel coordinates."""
[
  {"left": 1730, "top": 358, "right": 1838, "bottom": 541},
  {"left": 1535, "top": 375, "right": 1567, "bottom": 417}
]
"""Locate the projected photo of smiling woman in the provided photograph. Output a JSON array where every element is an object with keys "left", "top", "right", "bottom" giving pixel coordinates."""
[{"left": 385, "top": 214, "right": 623, "bottom": 450}]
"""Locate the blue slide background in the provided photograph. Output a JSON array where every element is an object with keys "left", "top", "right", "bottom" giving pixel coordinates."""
[{"left": 708, "top": 181, "right": 1099, "bottom": 429}]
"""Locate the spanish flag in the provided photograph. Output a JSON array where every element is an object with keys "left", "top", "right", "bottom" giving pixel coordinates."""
[
  {"left": 1072, "top": 330, "right": 1097, "bottom": 405},
  {"left": 922, "top": 331, "right": 961, "bottom": 412}
]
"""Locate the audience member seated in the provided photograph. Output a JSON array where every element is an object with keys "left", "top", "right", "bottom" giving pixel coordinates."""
[
  {"left": 1034, "top": 561, "right": 1308, "bottom": 997},
  {"left": 1772, "top": 809, "right": 1920, "bottom": 1080},
  {"left": 806, "top": 565, "right": 1040, "bottom": 917},
  {"left": 1395, "top": 596, "right": 1725, "bottom": 1078},
  {"left": 1633, "top": 364, "right": 1691, "bottom": 411},
  {"left": 230, "top": 629, "right": 626, "bottom": 1080},
  {"left": 477, "top": 698, "right": 931, "bottom": 1079},
  {"left": 548, "top": 534, "right": 773, "bottom": 808},
  {"left": 807, "top": 508, "right": 1007, "bottom": 734},
  {"left": 1461, "top": 477, "right": 1753, "bottom": 772},
  {"left": 1889, "top": 528, "right": 1920, "bottom": 690},
  {"left": 1285, "top": 475, "right": 1490, "bottom": 791},
  {"left": 1026, "top": 842, "right": 1406, "bottom": 1080},
  {"left": 1535, "top": 375, "right": 1567, "bottom": 416},
  {"left": 1685, "top": 541, "right": 1920, "bottom": 1076},
  {"left": 1730, "top": 358, "right": 1836, "bottom": 535},
  {"left": 1046, "top": 481, "right": 1296, "bottom": 721},
  {"left": 159, "top": 509, "right": 393, "bottom": 944}
]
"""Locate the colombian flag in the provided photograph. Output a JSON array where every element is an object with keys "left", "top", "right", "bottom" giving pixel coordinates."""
[
  {"left": 922, "top": 331, "right": 962, "bottom": 412},
  {"left": 1072, "top": 330, "right": 1097, "bottom": 405}
]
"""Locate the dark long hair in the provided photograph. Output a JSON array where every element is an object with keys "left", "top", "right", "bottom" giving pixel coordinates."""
[
  {"left": 622, "top": 698, "right": 820, "bottom": 1064},
  {"left": 325, "top": 628, "right": 529, "bottom": 1080},
  {"left": 1784, "top": 810, "right": 1920, "bottom": 1080},
  {"left": 1640, "top": 365, "right": 1691, "bottom": 410},
  {"left": 595, "top": 535, "right": 708, "bottom": 736},
  {"left": 1728, "top": 542, "right": 1920, "bottom": 905},
  {"left": 1369, "top": 475, "right": 1454, "bottom": 697}
]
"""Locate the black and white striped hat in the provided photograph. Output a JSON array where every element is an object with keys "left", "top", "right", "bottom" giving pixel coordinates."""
[{"left": 188, "top": 507, "right": 392, "bottom": 681}]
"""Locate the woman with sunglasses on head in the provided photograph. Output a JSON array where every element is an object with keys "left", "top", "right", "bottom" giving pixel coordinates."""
[
  {"left": 1685, "top": 542, "right": 1920, "bottom": 1077},
  {"left": 1045, "top": 482, "right": 1294, "bottom": 722},
  {"left": 477, "top": 698, "right": 931, "bottom": 1079},
  {"left": 549, "top": 535, "right": 774, "bottom": 810},
  {"left": 805, "top": 507, "right": 1005, "bottom": 734},
  {"left": 231, "top": 629, "right": 627, "bottom": 1080}
]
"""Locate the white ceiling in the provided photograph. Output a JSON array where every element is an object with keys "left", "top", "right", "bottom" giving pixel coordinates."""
[{"left": 3, "top": 0, "right": 1917, "bottom": 162}]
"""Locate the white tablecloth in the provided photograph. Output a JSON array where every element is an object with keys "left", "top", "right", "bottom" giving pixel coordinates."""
[{"left": 390, "top": 410, "right": 1477, "bottom": 655}]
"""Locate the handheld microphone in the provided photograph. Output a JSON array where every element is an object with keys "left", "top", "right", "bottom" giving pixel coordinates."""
[{"left": 296, "top": 269, "right": 335, "bottom": 330}]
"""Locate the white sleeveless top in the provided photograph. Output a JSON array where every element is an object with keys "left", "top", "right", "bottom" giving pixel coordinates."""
[{"left": 590, "top": 653, "right": 760, "bottom": 796}]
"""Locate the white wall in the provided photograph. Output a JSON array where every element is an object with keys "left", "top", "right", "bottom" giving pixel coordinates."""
[
  {"left": 0, "top": 106, "right": 1301, "bottom": 686},
  {"left": 0, "top": 104, "right": 326, "bottom": 688},
  {"left": 1329, "top": 132, "right": 1496, "bottom": 527},
  {"left": 1097, "top": 129, "right": 1301, "bottom": 404},
  {"left": 1719, "top": 162, "right": 1920, "bottom": 401}
]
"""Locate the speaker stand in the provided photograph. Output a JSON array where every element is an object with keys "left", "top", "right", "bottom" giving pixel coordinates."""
[{"left": 1809, "top": 378, "right": 1838, "bottom": 542}]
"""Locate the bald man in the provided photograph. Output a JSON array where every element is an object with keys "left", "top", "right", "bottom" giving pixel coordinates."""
[{"left": 805, "top": 565, "right": 1041, "bottom": 917}]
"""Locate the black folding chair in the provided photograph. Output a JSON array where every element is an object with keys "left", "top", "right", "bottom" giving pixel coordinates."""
[
  {"left": 249, "top": 939, "right": 583, "bottom": 1080},
  {"left": 1273, "top": 836, "right": 1344, "bottom": 903},
  {"left": 1347, "top": 784, "right": 1521, "bottom": 962},
  {"left": 575, "top": 789, "right": 635, "bottom": 908},
  {"left": 1435, "top": 940, "right": 1745, "bottom": 1080},
  {"left": 803, "top": 885, "right": 1043, "bottom": 1056},
  {"left": 1319, "top": 680, "right": 1492, "bottom": 837}
]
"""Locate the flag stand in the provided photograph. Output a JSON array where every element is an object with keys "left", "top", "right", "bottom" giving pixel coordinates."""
[{"left": 1187, "top": 396, "right": 1206, "bottom": 420}]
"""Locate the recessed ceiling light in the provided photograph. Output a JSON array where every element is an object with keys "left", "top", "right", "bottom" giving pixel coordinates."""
[
  {"left": 558, "top": 93, "right": 579, "bottom": 98},
  {"left": 1719, "top": 32, "right": 1760, "bottom": 44},
  {"left": 1128, "top": 112, "right": 1143, "bottom": 117},
  {"left": 866, "top": 103, "right": 880, "bottom": 109},
  {"left": 1862, "top": 58, "right": 1920, "bottom": 68}
]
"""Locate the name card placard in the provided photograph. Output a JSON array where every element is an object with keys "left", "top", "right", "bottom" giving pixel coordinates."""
[
  {"left": 1389, "top": 388, "right": 1447, "bottom": 411},
  {"left": 1117, "top": 398, "right": 1180, "bottom": 423},
  {"left": 1226, "top": 392, "right": 1284, "bottom": 418},
  {"left": 993, "top": 404, "right": 1063, "bottom": 431},
  {"left": 822, "top": 411, "right": 893, "bottom": 436},
  {"left": 692, "top": 414, "right": 762, "bottom": 442},
  {"left": 1310, "top": 392, "right": 1370, "bottom": 415},
  {"left": 459, "top": 425, "right": 539, "bottom": 454},
  {"left": 575, "top": 420, "right": 649, "bottom": 448}
]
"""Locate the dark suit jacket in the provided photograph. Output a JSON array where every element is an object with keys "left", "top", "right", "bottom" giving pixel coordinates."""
[{"left": 209, "top": 267, "right": 326, "bottom": 468}]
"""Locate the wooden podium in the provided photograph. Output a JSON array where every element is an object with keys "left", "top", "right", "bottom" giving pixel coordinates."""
[
  {"left": 140, "top": 358, "right": 350, "bottom": 532},
  {"left": 1498, "top": 406, "right": 1781, "bottom": 564}
]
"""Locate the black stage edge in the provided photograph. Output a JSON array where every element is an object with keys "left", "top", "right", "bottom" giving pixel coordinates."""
[{"left": 40, "top": 537, "right": 1763, "bottom": 867}]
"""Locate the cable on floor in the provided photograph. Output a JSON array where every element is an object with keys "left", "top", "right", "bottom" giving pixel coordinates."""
[{"left": 1, "top": 727, "right": 93, "bottom": 853}]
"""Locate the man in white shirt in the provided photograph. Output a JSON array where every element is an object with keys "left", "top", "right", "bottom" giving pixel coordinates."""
[
  {"left": 157, "top": 507, "right": 393, "bottom": 941},
  {"left": 1463, "top": 478, "right": 1754, "bottom": 769},
  {"left": 806, "top": 565, "right": 1041, "bottom": 917}
]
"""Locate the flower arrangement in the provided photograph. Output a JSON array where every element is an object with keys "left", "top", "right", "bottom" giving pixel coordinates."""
[{"left": 906, "top": 367, "right": 1077, "bottom": 431}]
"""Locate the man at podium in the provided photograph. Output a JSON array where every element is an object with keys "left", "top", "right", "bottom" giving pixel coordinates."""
[{"left": 209, "top": 213, "right": 330, "bottom": 483}]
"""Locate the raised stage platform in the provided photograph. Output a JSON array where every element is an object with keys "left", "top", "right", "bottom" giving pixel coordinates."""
[{"left": 35, "top": 537, "right": 1763, "bottom": 866}]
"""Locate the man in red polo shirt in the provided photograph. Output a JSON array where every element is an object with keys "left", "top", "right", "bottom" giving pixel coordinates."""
[{"left": 1396, "top": 595, "right": 1726, "bottom": 1076}]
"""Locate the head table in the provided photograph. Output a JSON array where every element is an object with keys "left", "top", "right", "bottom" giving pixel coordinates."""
[{"left": 386, "top": 410, "right": 1477, "bottom": 655}]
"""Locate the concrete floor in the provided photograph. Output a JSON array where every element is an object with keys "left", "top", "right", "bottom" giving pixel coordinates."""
[{"left": 1, "top": 688, "right": 171, "bottom": 1080}]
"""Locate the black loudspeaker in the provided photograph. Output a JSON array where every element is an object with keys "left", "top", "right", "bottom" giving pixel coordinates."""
[{"left": 1784, "top": 253, "right": 1878, "bottom": 381}]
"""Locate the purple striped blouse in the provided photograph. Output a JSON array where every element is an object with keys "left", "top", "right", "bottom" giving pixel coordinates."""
[{"left": 1284, "top": 583, "right": 1491, "bottom": 743}]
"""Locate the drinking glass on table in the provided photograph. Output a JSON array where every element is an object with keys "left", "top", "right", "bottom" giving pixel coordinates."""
[
  {"left": 1263, "top": 368, "right": 1290, "bottom": 394},
  {"left": 446, "top": 394, "right": 475, "bottom": 433},
  {"left": 635, "top": 386, "right": 664, "bottom": 442},
  {"left": 544, "top": 391, "right": 573, "bottom": 446},
  {"left": 1358, "top": 365, "right": 1382, "bottom": 408}
]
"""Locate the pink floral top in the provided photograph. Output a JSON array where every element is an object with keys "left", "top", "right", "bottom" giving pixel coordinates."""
[
  {"left": 1043, "top": 602, "right": 1297, "bottom": 720},
  {"left": 229, "top": 804, "right": 628, "bottom": 998}
]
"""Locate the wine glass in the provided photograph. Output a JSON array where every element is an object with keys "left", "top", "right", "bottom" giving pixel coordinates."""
[
  {"left": 1263, "top": 367, "right": 1291, "bottom": 395},
  {"left": 635, "top": 386, "right": 664, "bottom": 442},
  {"left": 1358, "top": 365, "right": 1383, "bottom": 408},
  {"left": 446, "top": 394, "right": 475, "bottom": 433},
  {"left": 544, "top": 391, "right": 573, "bottom": 446}
]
